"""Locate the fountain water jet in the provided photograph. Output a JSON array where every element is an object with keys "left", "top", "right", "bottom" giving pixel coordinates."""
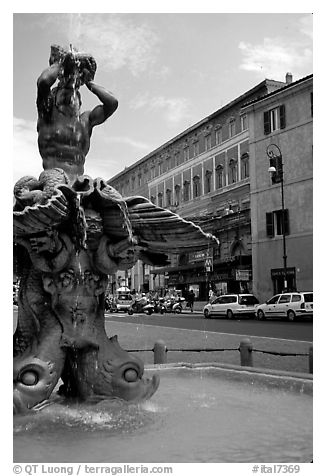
[{"left": 13, "top": 44, "right": 218, "bottom": 413}]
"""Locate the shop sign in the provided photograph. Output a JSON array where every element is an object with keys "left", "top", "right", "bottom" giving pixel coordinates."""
[
  {"left": 271, "top": 267, "right": 296, "bottom": 278},
  {"left": 214, "top": 273, "right": 230, "bottom": 281},
  {"left": 189, "top": 249, "right": 213, "bottom": 263},
  {"left": 235, "top": 270, "right": 250, "bottom": 281}
]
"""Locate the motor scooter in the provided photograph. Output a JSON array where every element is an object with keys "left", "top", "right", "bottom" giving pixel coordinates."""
[
  {"left": 127, "top": 298, "right": 154, "bottom": 315},
  {"left": 162, "top": 297, "right": 184, "bottom": 314},
  {"left": 152, "top": 298, "right": 165, "bottom": 314}
]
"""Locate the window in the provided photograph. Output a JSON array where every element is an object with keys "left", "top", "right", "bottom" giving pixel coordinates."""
[
  {"left": 166, "top": 155, "right": 171, "bottom": 170},
  {"left": 220, "top": 296, "right": 237, "bottom": 304},
  {"left": 174, "top": 184, "right": 181, "bottom": 205},
  {"left": 264, "top": 105, "right": 286, "bottom": 134},
  {"left": 183, "top": 180, "right": 190, "bottom": 201},
  {"left": 174, "top": 151, "right": 181, "bottom": 166},
  {"left": 229, "top": 118, "right": 236, "bottom": 138},
  {"left": 204, "top": 170, "right": 212, "bottom": 193},
  {"left": 205, "top": 134, "right": 212, "bottom": 151},
  {"left": 291, "top": 294, "right": 301, "bottom": 302},
  {"left": 216, "top": 165, "right": 224, "bottom": 189},
  {"left": 150, "top": 166, "right": 155, "bottom": 180},
  {"left": 193, "top": 141, "right": 199, "bottom": 157},
  {"left": 266, "top": 209, "right": 290, "bottom": 237},
  {"left": 158, "top": 192, "right": 163, "bottom": 207},
  {"left": 193, "top": 175, "right": 201, "bottom": 198},
  {"left": 228, "top": 159, "right": 237, "bottom": 184},
  {"left": 184, "top": 146, "right": 190, "bottom": 161},
  {"left": 279, "top": 294, "right": 291, "bottom": 303},
  {"left": 304, "top": 293, "right": 313, "bottom": 303},
  {"left": 166, "top": 189, "right": 172, "bottom": 207},
  {"left": 215, "top": 127, "right": 222, "bottom": 145},
  {"left": 240, "top": 114, "right": 248, "bottom": 131},
  {"left": 138, "top": 174, "right": 142, "bottom": 187},
  {"left": 158, "top": 161, "right": 163, "bottom": 175},
  {"left": 267, "top": 295, "right": 280, "bottom": 305},
  {"left": 241, "top": 153, "right": 249, "bottom": 179},
  {"left": 239, "top": 295, "right": 259, "bottom": 305}
]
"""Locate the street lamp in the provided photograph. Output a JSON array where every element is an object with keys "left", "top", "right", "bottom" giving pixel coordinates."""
[{"left": 266, "top": 144, "right": 288, "bottom": 292}]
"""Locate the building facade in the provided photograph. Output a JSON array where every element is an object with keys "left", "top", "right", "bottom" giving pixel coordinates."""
[
  {"left": 243, "top": 74, "right": 313, "bottom": 301},
  {"left": 108, "top": 78, "right": 287, "bottom": 299}
]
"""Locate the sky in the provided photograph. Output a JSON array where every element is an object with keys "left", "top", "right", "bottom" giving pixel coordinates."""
[{"left": 12, "top": 11, "right": 313, "bottom": 184}]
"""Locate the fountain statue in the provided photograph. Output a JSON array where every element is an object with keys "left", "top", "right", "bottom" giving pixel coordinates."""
[{"left": 13, "top": 45, "right": 218, "bottom": 414}]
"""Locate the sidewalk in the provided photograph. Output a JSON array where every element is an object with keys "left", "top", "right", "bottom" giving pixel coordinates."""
[{"left": 181, "top": 300, "right": 206, "bottom": 313}]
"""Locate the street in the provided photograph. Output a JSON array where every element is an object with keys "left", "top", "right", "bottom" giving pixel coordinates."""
[{"left": 105, "top": 310, "right": 313, "bottom": 342}]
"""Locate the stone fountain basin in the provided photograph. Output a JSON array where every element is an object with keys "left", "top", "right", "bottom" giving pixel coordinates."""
[{"left": 13, "top": 362, "right": 312, "bottom": 463}]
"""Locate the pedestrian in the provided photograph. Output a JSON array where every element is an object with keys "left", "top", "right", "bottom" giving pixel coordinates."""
[{"left": 187, "top": 289, "right": 195, "bottom": 312}]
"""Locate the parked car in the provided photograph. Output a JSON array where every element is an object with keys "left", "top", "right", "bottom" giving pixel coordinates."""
[
  {"left": 255, "top": 292, "right": 313, "bottom": 321},
  {"left": 203, "top": 294, "right": 259, "bottom": 319},
  {"left": 109, "top": 292, "right": 134, "bottom": 313}
]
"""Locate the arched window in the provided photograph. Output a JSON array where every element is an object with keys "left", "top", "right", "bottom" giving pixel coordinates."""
[
  {"left": 193, "top": 175, "right": 201, "bottom": 198},
  {"left": 204, "top": 170, "right": 212, "bottom": 193},
  {"left": 241, "top": 153, "right": 249, "bottom": 179},
  {"left": 183, "top": 180, "right": 190, "bottom": 201},
  {"left": 158, "top": 192, "right": 163, "bottom": 207},
  {"left": 215, "top": 164, "right": 224, "bottom": 189},
  {"left": 228, "top": 159, "right": 237, "bottom": 184}
]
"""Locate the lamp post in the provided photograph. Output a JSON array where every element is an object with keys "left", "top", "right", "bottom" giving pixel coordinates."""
[{"left": 266, "top": 144, "right": 288, "bottom": 291}]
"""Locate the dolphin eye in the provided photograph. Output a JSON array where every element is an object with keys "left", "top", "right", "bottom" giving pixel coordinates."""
[
  {"left": 124, "top": 368, "right": 139, "bottom": 383},
  {"left": 20, "top": 370, "right": 39, "bottom": 386}
]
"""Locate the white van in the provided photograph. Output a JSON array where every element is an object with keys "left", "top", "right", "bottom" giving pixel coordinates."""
[{"left": 255, "top": 292, "right": 313, "bottom": 321}]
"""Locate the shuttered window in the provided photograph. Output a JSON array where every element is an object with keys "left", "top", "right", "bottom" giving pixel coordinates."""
[
  {"left": 266, "top": 209, "right": 289, "bottom": 237},
  {"left": 264, "top": 105, "right": 286, "bottom": 134}
]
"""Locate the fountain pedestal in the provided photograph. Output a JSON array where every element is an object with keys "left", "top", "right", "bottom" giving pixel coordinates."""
[{"left": 13, "top": 45, "right": 218, "bottom": 413}]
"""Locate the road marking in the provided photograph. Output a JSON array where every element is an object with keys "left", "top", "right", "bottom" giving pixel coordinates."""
[{"left": 104, "top": 316, "right": 312, "bottom": 344}]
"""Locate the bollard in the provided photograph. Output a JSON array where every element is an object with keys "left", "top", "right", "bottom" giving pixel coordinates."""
[
  {"left": 309, "top": 346, "right": 313, "bottom": 374},
  {"left": 153, "top": 340, "right": 167, "bottom": 364},
  {"left": 239, "top": 338, "right": 253, "bottom": 367}
]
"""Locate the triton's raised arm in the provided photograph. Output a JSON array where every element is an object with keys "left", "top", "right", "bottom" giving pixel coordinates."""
[{"left": 84, "top": 76, "right": 119, "bottom": 128}]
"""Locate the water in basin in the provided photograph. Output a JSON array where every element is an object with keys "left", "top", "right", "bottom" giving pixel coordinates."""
[{"left": 13, "top": 367, "right": 312, "bottom": 463}]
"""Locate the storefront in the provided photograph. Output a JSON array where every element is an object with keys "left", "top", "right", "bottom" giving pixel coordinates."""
[
  {"left": 152, "top": 255, "right": 252, "bottom": 300},
  {"left": 271, "top": 267, "right": 296, "bottom": 294}
]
